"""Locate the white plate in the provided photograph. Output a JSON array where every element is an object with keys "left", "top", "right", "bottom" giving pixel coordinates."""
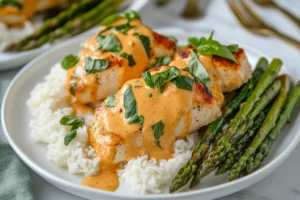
[
  {"left": 0, "top": 0, "right": 149, "bottom": 71},
  {"left": 2, "top": 28, "right": 300, "bottom": 200}
]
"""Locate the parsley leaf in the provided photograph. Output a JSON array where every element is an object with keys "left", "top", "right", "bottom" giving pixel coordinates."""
[
  {"left": 106, "top": 93, "right": 116, "bottom": 108},
  {"left": 172, "top": 76, "right": 194, "bottom": 91},
  {"left": 142, "top": 66, "right": 180, "bottom": 93},
  {"left": 61, "top": 54, "right": 79, "bottom": 70},
  {"left": 133, "top": 33, "right": 150, "bottom": 58},
  {"left": 60, "top": 116, "right": 84, "bottom": 145},
  {"left": 120, "top": 52, "right": 136, "bottom": 67},
  {"left": 97, "top": 34, "right": 122, "bottom": 53},
  {"left": 85, "top": 57, "right": 110, "bottom": 74},
  {"left": 101, "top": 10, "right": 141, "bottom": 26},
  {"left": 123, "top": 85, "right": 144, "bottom": 125},
  {"left": 185, "top": 50, "right": 210, "bottom": 91},
  {"left": 188, "top": 31, "right": 238, "bottom": 63},
  {"left": 152, "top": 120, "right": 164, "bottom": 148}
]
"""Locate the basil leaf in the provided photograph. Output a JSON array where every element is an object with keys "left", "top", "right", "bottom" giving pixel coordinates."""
[
  {"left": 85, "top": 57, "right": 110, "bottom": 74},
  {"left": 151, "top": 56, "right": 172, "bottom": 68},
  {"left": 114, "top": 23, "right": 135, "bottom": 34},
  {"left": 151, "top": 120, "right": 164, "bottom": 148},
  {"left": 106, "top": 93, "right": 116, "bottom": 108},
  {"left": 97, "top": 34, "right": 122, "bottom": 53},
  {"left": 186, "top": 50, "right": 210, "bottom": 91},
  {"left": 70, "top": 82, "right": 76, "bottom": 95},
  {"left": 0, "top": 0, "right": 23, "bottom": 9},
  {"left": 227, "top": 44, "right": 239, "bottom": 53},
  {"left": 127, "top": 115, "right": 144, "bottom": 125},
  {"left": 120, "top": 52, "right": 136, "bottom": 67},
  {"left": 100, "top": 10, "right": 141, "bottom": 26},
  {"left": 123, "top": 85, "right": 144, "bottom": 125},
  {"left": 172, "top": 76, "right": 194, "bottom": 91},
  {"left": 60, "top": 115, "right": 84, "bottom": 146},
  {"left": 64, "top": 129, "right": 77, "bottom": 146},
  {"left": 61, "top": 54, "right": 79, "bottom": 70},
  {"left": 142, "top": 70, "right": 154, "bottom": 88},
  {"left": 188, "top": 31, "right": 238, "bottom": 63},
  {"left": 133, "top": 33, "right": 150, "bottom": 58},
  {"left": 142, "top": 66, "right": 180, "bottom": 93},
  {"left": 60, "top": 115, "right": 84, "bottom": 129}
]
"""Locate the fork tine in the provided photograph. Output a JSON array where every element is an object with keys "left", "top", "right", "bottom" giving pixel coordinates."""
[
  {"left": 240, "top": 0, "right": 267, "bottom": 28},
  {"left": 227, "top": 0, "right": 253, "bottom": 28}
]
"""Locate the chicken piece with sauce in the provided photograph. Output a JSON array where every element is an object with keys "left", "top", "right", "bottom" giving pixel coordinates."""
[{"left": 65, "top": 16, "right": 176, "bottom": 104}]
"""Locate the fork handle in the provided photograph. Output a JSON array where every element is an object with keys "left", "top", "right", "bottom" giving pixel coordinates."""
[
  {"left": 268, "top": 29, "right": 300, "bottom": 49},
  {"left": 271, "top": 1, "right": 300, "bottom": 29}
]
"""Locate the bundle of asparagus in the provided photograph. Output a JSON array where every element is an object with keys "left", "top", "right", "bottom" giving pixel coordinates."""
[
  {"left": 5, "top": 0, "right": 124, "bottom": 51},
  {"left": 170, "top": 57, "right": 300, "bottom": 192}
]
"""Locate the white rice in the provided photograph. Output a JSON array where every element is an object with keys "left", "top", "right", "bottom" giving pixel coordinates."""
[
  {"left": 27, "top": 63, "right": 199, "bottom": 194},
  {"left": 0, "top": 21, "right": 40, "bottom": 51},
  {"left": 27, "top": 63, "right": 99, "bottom": 176}
]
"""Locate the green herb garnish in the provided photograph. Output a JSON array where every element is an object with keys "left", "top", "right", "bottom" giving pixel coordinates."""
[
  {"left": 60, "top": 116, "right": 84, "bottom": 145},
  {"left": 184, "top": 50, "right": 210, "bottom": 91},
  {"left": 172, "top": 76, "right": 194, "bottom": 91},
  {"left": 70, "top": 82, "right": 76, "bottom": 95},
  {"left": 152, "top": 120, "right": 164, "bottom": 148},
  {"left": 120, "top": 52, "right": 136, "bottom": 67},
  {"left": 123, "top": 85, "right": 144, "bottom": 125},
  {"left": 106, "top": 93, "right": 116, "bottom": 108},
  {"left": 85, "top": 57, "right": 110, "bottom": 74},
  {"left": 151, "top": 56, "right": 172, "bottom": 68},
  {"left": 142, "top": 66, "right": 180, "bottom": 93},
  {"left": 97, "top": 34, "right": 122, "bottom": 53},
  {"left": 188, "top": 31, "right": 238, "bottom": 63},
  {"left": 61, "top": 54, "right": 79, "bottom": 70},
  {"left": 133, "top": 33, "right": 150, "bottom": 58}
]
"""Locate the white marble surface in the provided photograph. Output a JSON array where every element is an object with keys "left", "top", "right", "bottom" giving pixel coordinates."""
[{"left": 1, "top": 0, "right": 300, "bottom": 199}]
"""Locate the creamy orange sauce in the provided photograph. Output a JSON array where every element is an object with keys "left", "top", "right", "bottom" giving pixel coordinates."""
[
  {"left": 0, "top": 0, "right": 63, "bottom": 25},
  {"left": 65, "top": 18, "right": 153, "bottom": 104},
  {"left": 84, "top": 66, "right": 195, "bottom": 191}
]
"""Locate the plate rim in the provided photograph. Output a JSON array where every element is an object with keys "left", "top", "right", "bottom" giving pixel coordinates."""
[{"left": 2, "top": 28, "right": 300, "bottom": 199}]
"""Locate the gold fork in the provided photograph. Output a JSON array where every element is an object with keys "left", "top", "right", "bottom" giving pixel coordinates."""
[{"left": 227, "top": 0, "right": 300, "bottom": 49}]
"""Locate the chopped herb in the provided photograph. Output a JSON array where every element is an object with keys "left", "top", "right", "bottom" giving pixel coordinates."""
[
  {"left": 85, "top": 57, "right": 110, "bottom": 74},
  {"left": 61, "top": 54, "right": 79, "bottom": 70},
  {"left": 101, "top": 10, "right": 141, "bottom": 26},
  {"left": 134, "top": 85, "right": 141, "bottom": 88},
  {"left": 185, "top": 50, "right": 210, "bottom": 91},
  {"left": 142, "top": 66, "right": 180, "bottom": 93},
  {"left": 60, "top": 115, "right": 84, "bottom": 145},
  {"left": 151, "top": 56, "right": 172, "bottom": 68},
  {"left": 106, "top": 93, "right": 116, "bottom": 108},
  {"left": 188, "top": 31, "right": 238, "bottom": 63},
  {"left": 133, "top": 33, "right": 150, "bottom": 58},
  {"left": 70, "top": 82, "right": 76, "bottom": 95},
  {"left": 100, "top": 23, "right": 135, "bottom": 34},
  {"left": 120, "top": 52, "right": 136, "bottom": 67},
  {"left": 152, "top": 120, "right": 164, "bottom": 148},
  {"left": 123, "top": 85, "right": 144, "bottom": 125},
  {"left": 97, "top": 34, "right": 122, "bottom": 53},
  {"left": 148, "top": 93, "right": 152, "bottom": 98},
  {"left": 0, "top": 0, "right": 23, "bottom": 9},
  {"left": 172, "top": 76, "right": 194, "bottom": 91},
  {"left": 130, "top": 42, "right": 135, "bottom": 46}
]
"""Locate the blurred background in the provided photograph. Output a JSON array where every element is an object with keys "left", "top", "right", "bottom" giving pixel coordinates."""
[{"left": 0, "top": 0, "right": 300, "bottom": 199}]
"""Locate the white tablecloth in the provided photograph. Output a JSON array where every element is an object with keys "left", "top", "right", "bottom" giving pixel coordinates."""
[{"left": 1, "top": 0, "right": 300, "bottom": 199}]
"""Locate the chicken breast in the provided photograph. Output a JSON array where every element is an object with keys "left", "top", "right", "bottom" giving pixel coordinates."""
[
  {"left": 172, "top": 47, "right": 252, "bottom": 93},
  {"left": 89, "top": 65, "right": 222, "bottom": 165},
  {"left": 65, "top": 18, "right": 176, "bottom": 104}
]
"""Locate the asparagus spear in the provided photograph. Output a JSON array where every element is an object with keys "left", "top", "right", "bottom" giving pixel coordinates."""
[
  {"left": 21, "top": 0, "right": 122, "bottom": 51},
  {"left": 246, "top": 80, "right": 300, "bottom": 174},
  {"left": 169, "top": 58, "right": 268, "bottom": 193},
  {"left": 227, "top": 75, "right": 290, "bottom": 181},
  {"left": 189, "top": 59, "right": 282, "bottom": 188},
  {"left": 216, "top": 106, "right": 269, "bottom": 175},
  {"left": 231, "top": 79, "right": 282, "bottom": 142},
  {"left": 6, "top": 0, "right": 99, "bottom": 51}
]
